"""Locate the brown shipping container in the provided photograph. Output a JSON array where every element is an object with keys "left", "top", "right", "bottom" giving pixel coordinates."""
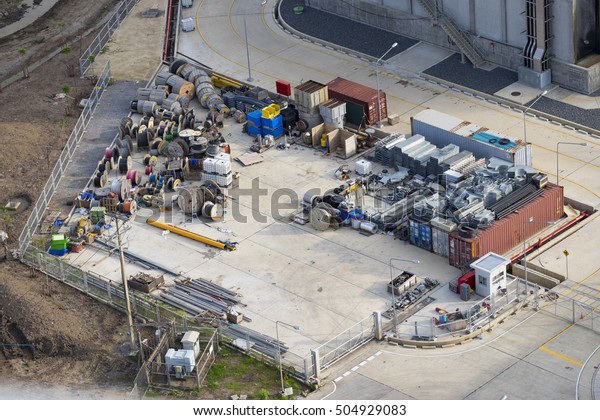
[
  {"left": 448, "top": 184, "right": 564, "bottom": 268},
  {"left": 327, "top": 77, "right": 387, "bottom": 126}
]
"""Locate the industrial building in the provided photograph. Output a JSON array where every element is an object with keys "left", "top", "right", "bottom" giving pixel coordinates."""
[{"left": 304, "top": 0, "right": 600, "bottom": 94}]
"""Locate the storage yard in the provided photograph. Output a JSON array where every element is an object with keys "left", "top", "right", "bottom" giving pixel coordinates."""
[{"left": 2, "top": 0, "right": 600, "bottom": 400}]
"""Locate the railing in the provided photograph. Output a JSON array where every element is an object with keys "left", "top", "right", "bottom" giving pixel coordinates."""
[
  {"left": 79, "top": 0, "right": 140, "bottom": 77},
  {"left": 393, "top": 276, "right": 535, "bottom": 340},
  {"left": 19, "top": 246, "right": 193, "bottom": 329},
  {"left": 17, "top": 61, "right": 113, "bottom": 254},
  {"left": 312, "top": 313, "right": 376, "bottom": 377}
]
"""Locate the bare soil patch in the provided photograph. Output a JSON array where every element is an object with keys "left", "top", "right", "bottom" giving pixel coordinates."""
[{"left": 0, "top": 0, "right": 139, "bottom": 398}]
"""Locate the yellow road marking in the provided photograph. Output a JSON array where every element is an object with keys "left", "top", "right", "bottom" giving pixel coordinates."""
[{"left": 539, "top": 345, "right": 583, "bottom": 366}]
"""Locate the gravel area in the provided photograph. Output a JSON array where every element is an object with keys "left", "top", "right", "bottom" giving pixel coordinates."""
[{"left": 278, "top": 0, "right": 600, "bottom": 132}]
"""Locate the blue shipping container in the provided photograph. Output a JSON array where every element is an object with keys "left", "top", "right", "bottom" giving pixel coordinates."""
[{"left": 409, "top": 217, "right": 432, "bottom": 251}]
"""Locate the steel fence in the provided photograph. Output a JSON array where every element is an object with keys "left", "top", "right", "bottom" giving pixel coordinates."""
[
  {"left": 539, "top": 293, "right": 600, "bottom": 334},
  {"left": 312, "top": 313, "right": 376, "bottom": 376},
  {"left": 17, "top": 61, "right": 113, "bottom": 255},
  {"left": 79, "top": 0, "right": 140, "bottom": 77},
  {"left": 20, "top": 246, "right": 193, "bottom": 329},
  {"left": 393, "top": 276, "right": 538, "bottom": 340}
]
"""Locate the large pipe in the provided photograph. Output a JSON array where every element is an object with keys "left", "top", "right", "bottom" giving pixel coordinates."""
[{"left": 146, "top": 218, "right": 236, "bottom": 251}]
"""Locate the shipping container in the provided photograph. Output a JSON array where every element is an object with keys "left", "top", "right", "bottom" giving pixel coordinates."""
[
  {"left": 327, "top": 77, "right": 386, "bottom": 126},
  {"left": 431, "top": 217, "right": 456, "bottom": 258},
  {"left": 448, "top": 184, "right": 564, "bottom": 268},
  {"left": 293, "top": 80, "right": 328, "bottom": 114},
  {"left": 409, "top": 216, "right": 432, "bottom": 251},
  {"left": 411, "top": 109, "right": 531, "bottom": 166}
]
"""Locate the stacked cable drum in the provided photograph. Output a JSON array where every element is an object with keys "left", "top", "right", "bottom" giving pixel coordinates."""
[
  {"left": 202, "top": 152, "right": 232, "bottom": 188},
  {"left": 170, "top": 59, "right": 229, "bottom": 115}
]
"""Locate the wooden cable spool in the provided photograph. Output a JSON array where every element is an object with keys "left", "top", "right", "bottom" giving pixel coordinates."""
[{"left": 166, "top": 74, "right": 195, "bottom": 101}]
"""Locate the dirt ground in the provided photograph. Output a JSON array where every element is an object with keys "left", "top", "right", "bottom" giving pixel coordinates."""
[{"left": 0, "top": 0, "right": 140, "bottom": 398}]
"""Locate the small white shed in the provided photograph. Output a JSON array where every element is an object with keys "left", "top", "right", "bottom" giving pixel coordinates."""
[{"left": 470, "top": 252, "right": 510, "bottom": 297}]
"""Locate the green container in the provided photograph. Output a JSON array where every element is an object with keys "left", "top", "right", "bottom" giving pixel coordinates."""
[{"left": 50, "top": 234, "right": 68, "bottom": 250}]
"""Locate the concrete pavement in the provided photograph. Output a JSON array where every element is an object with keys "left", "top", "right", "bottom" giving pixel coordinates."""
[{"left": 41, "top": 0, "right": 600, "bottom": 400}]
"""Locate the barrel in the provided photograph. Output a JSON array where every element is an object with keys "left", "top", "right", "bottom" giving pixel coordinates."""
[
  {"left": 359, "top": 221, "right": 378, "bottom": 234},
  {"left": 148, "top": 90, "right": 167, "bottom": 104}
]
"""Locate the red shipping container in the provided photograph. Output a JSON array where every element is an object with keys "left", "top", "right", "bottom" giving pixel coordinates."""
[
  {"left": 448, "top": 184, "right": 564, "bottom": 269},
  {"left": 327, "top": 77, "right": 387, "bottom": 126},
  {"left": 276, "top": 80, "right": 292, "bottom": 97}
]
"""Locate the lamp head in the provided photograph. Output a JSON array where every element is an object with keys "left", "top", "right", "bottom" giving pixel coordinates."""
[
  {"left": 541, "top": 90, "right": 548, "bottom": 96},
  {"left": 391, "top": 42, "right": 398, "bottom": 48}
]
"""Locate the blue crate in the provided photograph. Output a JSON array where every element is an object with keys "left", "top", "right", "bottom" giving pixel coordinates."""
[
  {"left": 48, "top": 248, "right": 68, "bottom": 257},
  {"left": 261, "top": 114, "right": 283, "bottom": 129},
  {"left": 247, "top": 110, "right": 262, "bottom": 128},
  {"left": 261, "top": 125, "right": 284, "bottom": 139},
  {"left": 247, "top": 124, "right": 262, "bottom": 138}
]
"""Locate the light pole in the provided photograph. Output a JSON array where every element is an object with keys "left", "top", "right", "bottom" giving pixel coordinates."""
[
  {"left": 243, "top": 1, "right": 267, "bottom": 82},
  {"left": 375, "top": 42, "right": 398, "bottom": 128},
  {"left": 523, "top": 89, "right": 547, "bottom": 166},
  {"left": 115, "top": 216, "right": 137, "bottom": 354},
  {"left": 522, "top": 218, "right": 555, "bottom": 309},
  {"left": 275, "top": 320, "right": 300, "bottom": 396},
  {"left": 389, "top": 258, "right": 420, "bottom": 336},
  {"left": 556, "top": 141, "right": 587, "bottom": 185}
]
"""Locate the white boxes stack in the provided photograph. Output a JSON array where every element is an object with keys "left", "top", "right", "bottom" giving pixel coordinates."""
[
  {"left": 202, "top": 153, "right": 232, "bottom": 188},
  {"left": 319, "top": 98, "right": 346, "bottom": 128},
  {"left": 181, "top": 18, "right": 195, "bottom": 32}
]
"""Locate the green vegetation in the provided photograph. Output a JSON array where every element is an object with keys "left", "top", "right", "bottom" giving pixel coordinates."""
[
  {"left": 145, "top": 345, "right": 307, "bottom": 400},
  {"left": 61, "top": 44, "right": 72, "bottom": 54}
]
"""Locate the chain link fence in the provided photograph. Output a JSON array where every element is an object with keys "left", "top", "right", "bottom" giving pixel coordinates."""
[
  {"left": 18, "top": 61, "right": 113, "bottom": 255},
  {"left": 79, "top": 0, "right": 140, "bottom": 77}
]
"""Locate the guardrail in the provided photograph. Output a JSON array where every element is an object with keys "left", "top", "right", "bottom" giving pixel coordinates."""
[
  {"left": 79, "top": 0, "right": 140, "bottom": 77},
  {"left": 18, "top": 61, "right": 113, "bottom": 254}
]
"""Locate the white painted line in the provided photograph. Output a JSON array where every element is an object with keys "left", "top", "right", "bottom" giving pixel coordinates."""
[
  {"left": 342, "top": 371, "right": 351, "bottom": 377},
  {"left": 367, "top": 356, "right": 375, "bottom": 361},
  {"left": 351, "top": 366, "right": 359, "bottom": 371},
  {"left": 334, "top": 376, "right": 343, "bottom": 383},
  {"left": 375, "top": 351, "right": 383, "bottom": 356},
  {"left": 359, "top": 361, "right": 367, "bottom": 366}
]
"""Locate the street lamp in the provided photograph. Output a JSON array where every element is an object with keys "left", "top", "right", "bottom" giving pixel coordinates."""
[
  {"left": 275, "top": 320, "right": 300, "bottom": 396},
  {"left": 556, "top": 141, "right": 587, "bottom": 185},
  {"left": 375, "top": 42, "right": 398, "bottom": 128},
  {"left": 522, "top": 217, "right": 555, "bottom": 309},
  {"left": 523, "top": 90, "right": 547, "bottom": 166},
  {"left": 242, "top": 1, "right": 268, "bottom": 82},
  {"left": 389, "top": 258, "right": 420, "bottom": 336}
]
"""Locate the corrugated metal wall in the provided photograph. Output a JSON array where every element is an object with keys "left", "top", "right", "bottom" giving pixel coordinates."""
[
  {"left": 448, "top": 184, "right": 564, "bottom": 268},
  {"left": 327, "top": 77, "right": 386, "bottom": 126}
]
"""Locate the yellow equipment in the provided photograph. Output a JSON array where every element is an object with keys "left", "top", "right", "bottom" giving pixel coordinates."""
[{"left": 146, "top": 218, "right": 236, "bottom": 251}]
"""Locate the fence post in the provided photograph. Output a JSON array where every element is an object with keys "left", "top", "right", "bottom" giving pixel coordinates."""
[
  {"left": 107, "top": 281, "right": 113, "bottom": 304},
  {"left": 83, "top": 271, "right": 88, "bottom": 292},
  {"left": 373, "top": 311, "right": 383, "bottom": 340},
  {"left": 311, "top": 348, "right": 321, "bottom": 380}
]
